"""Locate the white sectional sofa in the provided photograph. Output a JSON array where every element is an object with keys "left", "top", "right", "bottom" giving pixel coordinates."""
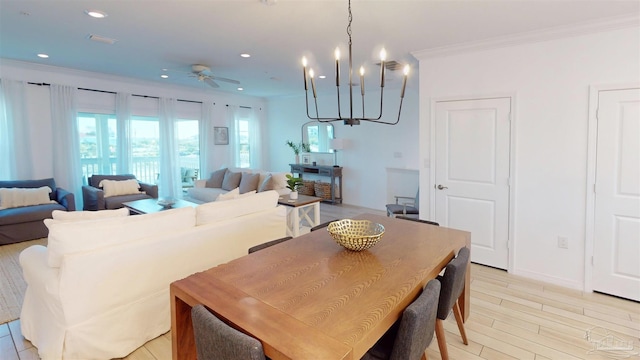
[
  {"left": 19, "top": 191, "right": 286, "bottom": 360},
  {"left": 186, "top": 167, "right": 291, "bottom": 203}
]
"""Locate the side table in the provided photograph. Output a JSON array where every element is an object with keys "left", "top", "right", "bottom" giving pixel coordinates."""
[{"left": 277, "top": 194, "right": 322, "bottom": 237}]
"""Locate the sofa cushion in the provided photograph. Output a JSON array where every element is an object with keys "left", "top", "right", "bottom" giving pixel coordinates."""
[
  {"left": 0, "top": 203, "right": 65, "bottom": 226},
  {"left": 222, "top": 170, "right": 242, "bottom": 191},
  {"left": 52, "top": 208, "right": 129, "bottom": 222},
  {"left": 0, "top": 186, "right": 55, "bottom": 210},
  {"left": 216, "top": 187, "right": 239, "bottom": 201},
  {"left": 239, "top": 172, "right": 260, "bottom": 194},
  {"left": 257, "top": 174, "right": 276, "bottom": 192},
  {"left": 0, "top": 178, "right": 57, "bottom": 200},
  {"left": 99, "top": 179, "right": 142, "bottom": 198},
  {"left": 45, "top": 206, "right": 196, "bottom": 268},
  {"left": 206, "top": 168, "right": 227, "bottom": 188},
  {"left": 196, "top": 190, "right": 278, "bottom": 226}
]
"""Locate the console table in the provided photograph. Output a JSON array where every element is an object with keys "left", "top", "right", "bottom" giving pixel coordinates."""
[{"left": 290, "top": 164, "right": 343, "bottom": 204}]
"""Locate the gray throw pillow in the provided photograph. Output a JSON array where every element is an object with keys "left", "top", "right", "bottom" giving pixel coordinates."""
[
  {"left": 221, "top": 170, "right": 242, "bottom": 191},
  {"left": 239, "top": 173, "right": 261, "bottom": 194},
  {"left": 258, "top": 174, "right": 276, "bottom": 192},
  {"left": 206, "top": 168, "right": 227, "bottom": 188}
]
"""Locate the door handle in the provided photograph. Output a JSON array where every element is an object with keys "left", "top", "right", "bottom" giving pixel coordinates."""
[{"left": 437, "top": 184, "right": 448, "bottom": 190}]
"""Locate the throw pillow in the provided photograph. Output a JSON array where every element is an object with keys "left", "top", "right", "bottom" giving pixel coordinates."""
[
  {"left": 0, "top": 186, "right": 54, "bottom": 209},
  {"left": 206, "top": 168, "right": 227, "bottom": 188},
  {"left": 257, "top": 174, "right": 276, "bottom": 192},
  {"left": 52, "top": 208, "right": 130, "bottom": 221},
  {"left": 99, "top": 179, "right": 141, "bottom": 198},
  {"left": 216, "top": 187, "right": 240, "bottom": 201},
  {"left": 239, "top": 172, "right": 260, "bottom": 194},
  {"left": 238, "top": 190, "right": 257, "bottom": 198},
  {"left": 221, "top": 170, "right": 242, "bottom": 191}
]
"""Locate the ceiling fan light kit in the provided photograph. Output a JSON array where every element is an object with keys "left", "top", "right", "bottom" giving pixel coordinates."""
[{"left": 301, "top": 0, "right": 409, "bottom": 126}]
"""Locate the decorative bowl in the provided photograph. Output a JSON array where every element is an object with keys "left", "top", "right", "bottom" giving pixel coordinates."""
[
  {"left": 327, "top": 219, "right": 385, "bottom": 251},
  {"left": 157, "top": 197, "right": 176, "bottom": 208}
]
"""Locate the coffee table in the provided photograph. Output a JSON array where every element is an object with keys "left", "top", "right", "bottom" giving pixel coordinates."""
[
  {"left": 277, "top": 194, "right": 322, "bottom": 237},
  {"left": 122, "top": 198, "right": 197, "bottom": 215}
]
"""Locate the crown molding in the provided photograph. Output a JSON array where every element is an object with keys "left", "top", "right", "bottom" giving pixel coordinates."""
[{"left": 412, "top": 14, "right": 640, "bottom": 60}]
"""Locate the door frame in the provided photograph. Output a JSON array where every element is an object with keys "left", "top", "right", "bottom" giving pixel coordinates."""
[
  {"left": 584, "top": 83, "right": 640, "bottom": 293},
  {"left": 429, "top": 94, "right": 517, "bottom": 273}
]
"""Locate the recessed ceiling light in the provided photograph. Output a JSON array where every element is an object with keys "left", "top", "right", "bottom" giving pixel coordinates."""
[
  {"left": 319, "top": 75, "right": 326, "bottom": 79},
  {"left": 85, "top": 10, "right": 107, "bottom": 18},
  {"left": 37, "top": 53, "right": 49, "bottom": 58},
  {"left": 160, "top": 74, "right": 169, "bottom": 79},
  {"left": 237, "top": 87, "right": 244, "bottom": 91},
  {"left": 240, "top": 53, "right": 251, "bottom": 58}
]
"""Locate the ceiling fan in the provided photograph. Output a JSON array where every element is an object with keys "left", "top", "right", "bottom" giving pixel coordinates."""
[{"left": 189, "top": 64, "right": 240, "bottom": 88}]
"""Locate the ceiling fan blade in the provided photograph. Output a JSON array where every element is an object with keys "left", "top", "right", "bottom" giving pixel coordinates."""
[
  {"left": 211, "top": 75, "right": 240, "bottom": 85},
  {"left": 203, "top": 77, "right": 220, "bottom": 88}
]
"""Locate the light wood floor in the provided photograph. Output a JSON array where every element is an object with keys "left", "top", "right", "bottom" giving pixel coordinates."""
[{"left": 2, "top": 203, "right": 639, "bottom": 360}]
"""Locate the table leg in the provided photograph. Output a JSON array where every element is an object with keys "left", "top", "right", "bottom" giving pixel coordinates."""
[
  {"left": 171, "top": 294, "right": 196, "bottom": 360},
  {"left": 292, "top": 208, "right": 300, "bottom": 237}
]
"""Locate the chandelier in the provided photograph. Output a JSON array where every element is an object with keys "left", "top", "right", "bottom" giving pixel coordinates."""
[{"left": 301, "top": 0, "right": 409, "bottom": 126}]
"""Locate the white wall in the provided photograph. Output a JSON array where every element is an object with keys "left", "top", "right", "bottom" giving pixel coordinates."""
[
  {"left": 266, "top": 87, "right": 421, "bottom": 210},
  {"left": 415, "top": 25, "right": 640, "bottom": 289},
  {"left": 0, "top": 60, "right": 267, "bottom": 187}
]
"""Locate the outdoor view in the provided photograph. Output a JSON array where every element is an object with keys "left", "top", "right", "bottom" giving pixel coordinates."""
[{"left": 78, "top": 113, "right": 199, "bottom": 184}]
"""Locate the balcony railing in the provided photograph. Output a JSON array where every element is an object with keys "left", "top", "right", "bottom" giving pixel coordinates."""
[{"left": 81, "top": 156, "right": 199, "bottom": 185}]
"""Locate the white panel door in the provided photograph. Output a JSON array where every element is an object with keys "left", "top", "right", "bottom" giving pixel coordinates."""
[
  {"left": 435, "top": 98, "right": 511, "bottom": 269},
  {"left": 593, "top": 88, "right": 640, "bottom": 301}
]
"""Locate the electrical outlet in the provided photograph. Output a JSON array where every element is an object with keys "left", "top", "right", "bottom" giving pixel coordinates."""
[{"left": 557, "top": 236, "right": 568, "bottom": 249}]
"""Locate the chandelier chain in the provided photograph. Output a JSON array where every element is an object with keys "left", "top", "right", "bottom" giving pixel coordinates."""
[{"left": 347, "top": 0, "right": 352, "bottom": 46}]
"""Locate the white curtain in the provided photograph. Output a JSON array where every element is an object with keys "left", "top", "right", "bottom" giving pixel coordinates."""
[
  {"left": 116, "top": 92, "right": 132, "bottom": 174},
  {"left": 247, "top": 107, "right": 263, "bottom": 170},
  {"left": 226, "top": 105, "right": 240, "bottom": 168},
  {"left": 199, "top": 102, "right": 215, "bottom": 179},
  {"left": 0, "top": 79, "right": 31, "bottom": 179},
  {"left": 50, "top": 84, "right": 82, "bottom": 208},
  {"left": 158, "top": 97, "right": 180, "bottom": 199}
]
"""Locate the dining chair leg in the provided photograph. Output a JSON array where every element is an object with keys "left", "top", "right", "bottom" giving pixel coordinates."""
[
  {"left": 435, "top": 318, "right": 449, "bottom": 360},
  {"left": 453, "top": 301, "right": 469, "bottom": 345}
]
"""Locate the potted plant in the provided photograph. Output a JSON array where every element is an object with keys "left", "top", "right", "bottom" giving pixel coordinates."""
[
  {"left": 285, "top": 174, "right": 304, "bottom": 200},
  {"left": 286, "top": 140, "right": 311, "bottom": 164}
]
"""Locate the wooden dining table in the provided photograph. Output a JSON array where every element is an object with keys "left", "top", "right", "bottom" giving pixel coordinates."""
[{"left": 170, "top": 213, "right": 471, "bottom": 360}]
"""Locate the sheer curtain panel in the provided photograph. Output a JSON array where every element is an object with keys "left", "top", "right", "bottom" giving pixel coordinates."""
[
  {"left": 158, "top": 97, "right": 181, "bottom": 199},
  {"left": 199, "top": 102, "right": 215, "bottom": 179},
  {"left": 50, "top": 84, "right": 82, "bottom": 208},
  {"left": 116, "top": 92, "right": 132, "bottom": 174},
  {"left": 0, "top": 79, "right": 31, "bottom": 179},
  {"left": 226, "top": 105, "right": 240, "bottom": 168}
]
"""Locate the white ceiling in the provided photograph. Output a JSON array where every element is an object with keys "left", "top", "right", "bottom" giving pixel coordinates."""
[{"left": 1, "top": 0, "right": 638, "bottom": 98}]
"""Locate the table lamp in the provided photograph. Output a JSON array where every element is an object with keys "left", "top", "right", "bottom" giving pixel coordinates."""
[{"left": 329, "top": 138, "right": 345, "bottom": 167}]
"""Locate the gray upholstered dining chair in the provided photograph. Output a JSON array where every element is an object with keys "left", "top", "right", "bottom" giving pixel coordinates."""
[
  {"left": 310, "top": 220, "right": 334, "bottom": 231},
  {"left": 434, "top": 247, "right": 470, "bottom": 360},
  {"left": 361, "top": 279, "right": 441, "bottom": 360},
  {"left": 191, "top": 304, "right": 266, "bottom": 360},
  {"left": 248, "top": 236, "right": 293, "bottom": 254},
  {"left": 386, "top": 190, "right": 419, "bottom": 218},
  {"left": 395, "top": 216, "right": 439, "bottom": 226}
]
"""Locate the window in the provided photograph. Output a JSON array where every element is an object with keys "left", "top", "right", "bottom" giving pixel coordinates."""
[
  {"left": 130, "top": 116, "right": 160, "bottom": 184},
  {"left": 237, "top": 119, "right": 250, "bottom": 168},
  {"left": 78, "top": 112, "right": 117, "bottom": 179},
  {"left": 176, "top": 119, "right": 200, "bottom": 182}
]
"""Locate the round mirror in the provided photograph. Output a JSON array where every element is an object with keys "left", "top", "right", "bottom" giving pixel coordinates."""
[{"left": 302, "top": 121, "right": 335, "bottom": 153}]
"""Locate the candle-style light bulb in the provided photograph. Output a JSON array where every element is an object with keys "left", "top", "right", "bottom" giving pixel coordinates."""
[
  {"left": 400, "top": 65, "right": 410, "bottom": 99},
  {"left": 359, "top": 66, "right": 365, "bottom": 96},
  {"left": 302, "top": 57, "right": 308, "bottom": 90},
  {"left": 334, "top": 47, "right": 340, "bottom": 86},
  {"left": 309, "top": 68, "right": 317, "bottom": 98},
  {"left": 379, "top": 48, "right": 386, "bottom": 88}
]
